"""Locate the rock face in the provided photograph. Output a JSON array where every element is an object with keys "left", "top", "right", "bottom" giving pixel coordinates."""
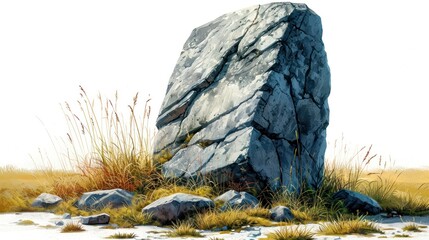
[
  {"left": 75, "top": 189, "right": 133, "bottom": 210},
  {"left": 31, "top": 193, "right": 63, "bottom": 208},
  {"left": 142, "top": 193, "right": 214, "bottom": 223},
  {"left": 269, "top": 206, "right": 294, "bottom": 222},
  {"left": 154, "top": 2, "right": 330, "bottom": 192},
  {"left": 333, "top": 189, "right": 382, "bottom": 215},
  {"left": 81, "top": 213, "right": 110, "bottom": 225},
  {"left": 214, "top": 190, "right": 259, "bottom": 210}
]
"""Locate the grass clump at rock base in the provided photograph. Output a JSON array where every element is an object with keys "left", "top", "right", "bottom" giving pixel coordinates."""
[
  {"left": 61, "top": 222, "right": 85, "bottom": 233},
  {"left": 167, "top": 221, "right": 203, "bottom": 238},
  {"left": 195, "top": 209, "right": 274, "bottom": 230},
  {"left": 318, "top": 217, "right": 382, "bottom": 235},
  {"left": 261, "top": 226, "right": 314, "bottom": 240},
  {"left": 107, "top": 232, "right": 137, "bottom": 239}
]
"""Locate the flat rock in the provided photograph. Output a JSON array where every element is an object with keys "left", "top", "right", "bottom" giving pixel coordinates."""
[
  {"left": 142, "top": 193, "right": 214, "bottom": 224},
  {"left": 75, "top": 188, "right": 133, "bottom": 210},
  {"left": 333, "top": 189, "right": 382, "bottom": 215},
  {"left": 215, "top": 190, "right": 258, "bottom": 210},
  {"left": 154, "top": 2, "right": 330, "bottom": 193},
  {"left": 81, "top": 213, "right": 110, "bottom": 225},
  {"left": 269, "top": 206, "right": 294, "bottom": 222},
  {"left": 31, "top": 193, "right": 63, "bottom": 208}
]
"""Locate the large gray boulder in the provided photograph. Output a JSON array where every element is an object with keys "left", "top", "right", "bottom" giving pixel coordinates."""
[
  {"left": 31, "top": 193, "right": 63, "bottom": 208},
  {"left": 154, "top": 2, "right": 330, "bottom": 192},
  {"left": 75, "top": 188, "right": 133, "bottom": 210},
  {"left": 333, "top": 189, "right": 382, "bottom": 215},
  {"left": 215, "top": 190, "right": 259, "bottom": 210},
  {"left": 142, "top": 193, "right": 214, "bottom": 224}
]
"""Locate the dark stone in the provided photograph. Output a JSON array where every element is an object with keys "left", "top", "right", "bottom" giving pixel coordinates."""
[
  {"left": 269, "top": 206, "right": 294, "bottom": 222},
  {"left": 81, "top": 213, "right": 110, "bottom": 225},
  {"left": 214, "top": 190, "right": 259, "bottom": 210},
  {"left": 142, "top": 193, "right": 214, "bottom": 224},
  {"left": 75, "top": 188, "right": 133, "bottom": 210},
  {"left": 333, "top": 189, "right": 382, "bottom": 215}
]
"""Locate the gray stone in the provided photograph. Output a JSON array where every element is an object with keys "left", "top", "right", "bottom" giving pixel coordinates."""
[
  {"left": 31, "top": 193, "right": 63, "bottom": 208},
  {"left": 75, "top": 188, "right": 133, "bottom": 210},
  {"left": 55, "top": 220, "right": 64, "bottom": 226},
  {"left": 62, "top": 213, "right": 71, "bottom": 219},
  {"left": 215, "top": 190, "right": 258, "bottom": 210},
  {"left": 81, "top": 213, "right": 110, "bottom": 225},
  {"left": 142, "top": 193, "right": 214, "bottom": 224},
  {"left": 269, "top": 206, "right": 294, "bottom": 222},
  {"left": 333, "top": 189, "right": 382, "bottom": 215},
  {"left": 154, "top": 2, "right": 330, "bottom": 192}
]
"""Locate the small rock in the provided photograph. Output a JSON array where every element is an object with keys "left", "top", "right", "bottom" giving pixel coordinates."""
[
  {"left": 269, "top": 206, "right": 294, "bottom": 222},
  {"left": 55, "top": 220, "right": 64, "bottom": 226},
  {"left": 75, "top": 188, "right": 133, "bottom": 210},
  {"left": 62, "top": 213, "right": 71, "bottom": 219},
  {"left": 248, "top": 229, "right": 261, "bottom": 237},
  {"left": 142, "top": 193, "right": 214, "bottom": 224},
  {"left": 81, "top": 213, "right": 110, "bottom": 225},
  {"left": 31, "top": 193, "right": 63, "bottom": 208},
  {"left": 333, "top": 189, "right": 382, "bottom": 215},
  {"left": 215, "top": 190, "right": 258, "bottom": 210}
]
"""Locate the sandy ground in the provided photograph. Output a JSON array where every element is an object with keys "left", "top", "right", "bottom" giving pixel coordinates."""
[{"left": 1, "top": 212, "right": 429, "bottom": 239}]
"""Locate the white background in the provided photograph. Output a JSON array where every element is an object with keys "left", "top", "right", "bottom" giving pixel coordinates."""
[{"left": 0, "top": 0, "right": 428, "bottom": 169}]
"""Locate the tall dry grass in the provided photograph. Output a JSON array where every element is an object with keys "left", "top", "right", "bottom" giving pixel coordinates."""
[{"left": 43, "top": 86, "right": 161, "bottom": 198}]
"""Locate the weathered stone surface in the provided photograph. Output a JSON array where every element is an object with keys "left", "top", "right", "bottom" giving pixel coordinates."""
[
  {"left": 75, "top": 188, "right": 133, "bottom": 210},
  {"left": 333, "top": 189, "right": 382, "bottom": 215},
  {"left": 269, "top": 206, "right": 294, "bottom": 222},
  {"left": 31, "top": 193, "right": 63, "bottom": 208},
  {"left": 142, "top": 193, "right": 214, "bottom": 223},
  {"left": 154, "top": 2, "right": 330, "bottom": 192},
  {"left": 214, "top": 190, "right": 258, "bottom": 210},
  {"left": 81, "top": 213, "right": 110, "bottom": 225}
]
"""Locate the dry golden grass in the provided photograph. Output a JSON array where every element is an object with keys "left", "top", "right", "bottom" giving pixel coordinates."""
[
  {"left": 195, "top": 209, "right": 274, "bottom": 230},
  {"left": 167, "top": 221, "right": 203, "bottom": 237},
  {"left": 262, "top": 226, "right": 314, "bottom": 240},
  {"left": 17, "top": 219, "right": 37, "bottom": 225},
  {"left": 61, "top": 222, "right": 85, "bottom": 233},
  {"left": 107, "top": 232, "right": 137, "bottom": 239},
  {"left": 319, "top": 218, "right": 382, "bottom": 235},
  {"left": 364, "top": 169, "right": 429, "bottom": 199},
  {"left": 402, "top": 222, "right": 423, "bottom": 232}
]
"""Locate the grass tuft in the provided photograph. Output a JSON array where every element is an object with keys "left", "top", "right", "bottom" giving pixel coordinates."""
[
  {"left": 319, "top": 217, "right": 382, "bottom": 235},
  {"left": 402, "top": 222, "right": 423, "bottom": 232},
  {"left": 107, "top": 232, "right": 137, "bottom": 239},
  {"left": 17, "top": 219, "right": 36, "bottom": 225},
  {"left": 167, "top": 221, "right": 203, "bottom": 237},
  {"left": 61, "top": 222, "right": 85, "bottom": 233},
  {"left": 263, "top": 226, "right": 314, "bottom": 240},
  {"left": 195, "top": 209, "right": 274, "bottom": 230}
]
